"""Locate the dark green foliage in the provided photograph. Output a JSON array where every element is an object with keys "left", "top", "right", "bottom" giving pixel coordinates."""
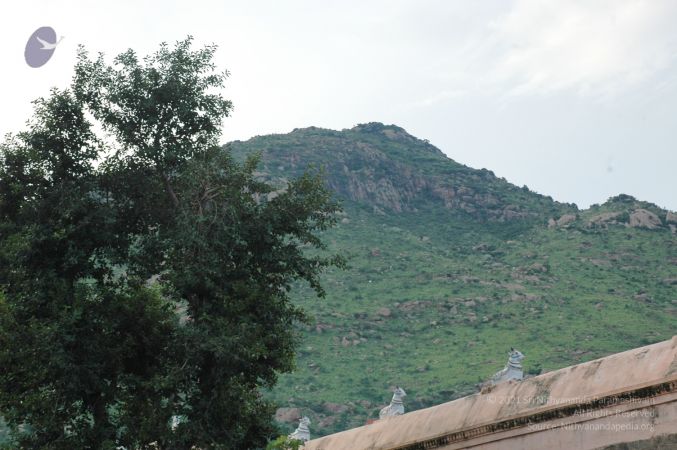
[
  {"left": 0, "top": 38, "right": 341, "bottom": 449},
  {"left": 265, "top": 435, "right": 303, "bottom": 450}
]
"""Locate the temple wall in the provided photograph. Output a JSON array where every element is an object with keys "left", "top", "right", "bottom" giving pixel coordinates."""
[{"left": 438, "top": 392, "right": 677, "bottom": 450}]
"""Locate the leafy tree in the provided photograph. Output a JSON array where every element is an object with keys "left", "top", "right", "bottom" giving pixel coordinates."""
[
  {"left": 265, "top": 435, "right": 303, "bottom": 450},
  {"left": 0, "top": 37, "right": 342, "bottom": 449}
]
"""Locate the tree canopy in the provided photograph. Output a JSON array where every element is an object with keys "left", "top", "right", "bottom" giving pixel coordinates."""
[{"left": 0, "top": 37, "right": 342, "bottom": 449}]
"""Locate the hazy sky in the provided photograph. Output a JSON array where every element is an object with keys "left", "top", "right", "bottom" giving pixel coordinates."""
[{"left": 2, "top": 1, "right": 676, "bottom": 210}]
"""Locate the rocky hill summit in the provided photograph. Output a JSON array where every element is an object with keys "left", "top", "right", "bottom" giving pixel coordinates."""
[{"left": 227, "top": 123, "right": 575, "bottom": 222}]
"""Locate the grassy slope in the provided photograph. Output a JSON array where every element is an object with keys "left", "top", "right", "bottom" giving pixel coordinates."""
[
  {"left": 229, "top": 124, "right": 677, "bottom": 437},
  {"left": 271, "top": 206, "right": 675, "bottom": 435}
]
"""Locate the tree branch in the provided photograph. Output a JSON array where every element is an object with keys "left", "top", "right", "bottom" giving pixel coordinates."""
[{"left": 162, "top": 172, "right": 179, "bottom": 208}]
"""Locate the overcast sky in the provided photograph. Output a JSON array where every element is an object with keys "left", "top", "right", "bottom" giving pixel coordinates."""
[{"left": 2, "top": 1, "right": 676, "bottom": 210}]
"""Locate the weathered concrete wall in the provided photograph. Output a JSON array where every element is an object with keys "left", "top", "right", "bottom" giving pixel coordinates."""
[{"left": 438, "top": 393, "right": 677, "bottom": 449}]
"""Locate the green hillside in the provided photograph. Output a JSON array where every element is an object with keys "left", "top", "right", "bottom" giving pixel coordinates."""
[{"left": 228, "top": 123, "right": 677, "bottom": 437}]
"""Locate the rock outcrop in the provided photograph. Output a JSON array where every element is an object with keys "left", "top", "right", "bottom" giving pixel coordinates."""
[
  {"left": 629, "top": 209, "right": 662, "bottom": 229},
  {"left": 228, "top": 123, "right": 575, "bottom": 222},
  {"left": 548, "top": 214, "right": 577, "bottom": 228},
  {"left": 587, "top": 212, "right": 622, "bottom": 227},
  {"left": 275, "top": 407, "right": 302, "bottom": 423}
]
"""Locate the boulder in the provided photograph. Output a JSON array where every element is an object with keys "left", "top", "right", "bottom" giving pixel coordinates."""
[
  {"left": 556, "top": 214, "right": 577, "bottom": 227},
  {"left": 503, "top": 208, "right": 525, "bottom": 220},
  {"left": 376, "top": 307, "right": 391, "bottom": 317},
  {"left": 629, "top": 209, "right": 661, "bottom": 229},
  {"left": 588, "top": 212, "right": 622, "bottom": 226},
  {"left": 274, "top": 407, "right": 302, "bottom": 423}
]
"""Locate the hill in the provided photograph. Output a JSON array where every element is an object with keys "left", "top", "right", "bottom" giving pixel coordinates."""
[
  {"left": 228, "top": 123, "right": 677, "bottom": 437},
  {"left": 229, "top": 123, "right": 575, "bottom": 223}
]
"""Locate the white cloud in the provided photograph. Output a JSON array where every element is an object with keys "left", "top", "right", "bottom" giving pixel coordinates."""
[{"left": 486, "top": 0, "right": 677, "bottom": 96}]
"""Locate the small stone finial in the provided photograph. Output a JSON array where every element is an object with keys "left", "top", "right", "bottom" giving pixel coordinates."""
[
  {"left": 379, "top": 386, "right": 407, "bottom": 419},
  {"left": 289, "top": 416, "right": 311, "bottom": 442},
  {"left": 489, "top": 348, "right": 525, "bottom": 386}
]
